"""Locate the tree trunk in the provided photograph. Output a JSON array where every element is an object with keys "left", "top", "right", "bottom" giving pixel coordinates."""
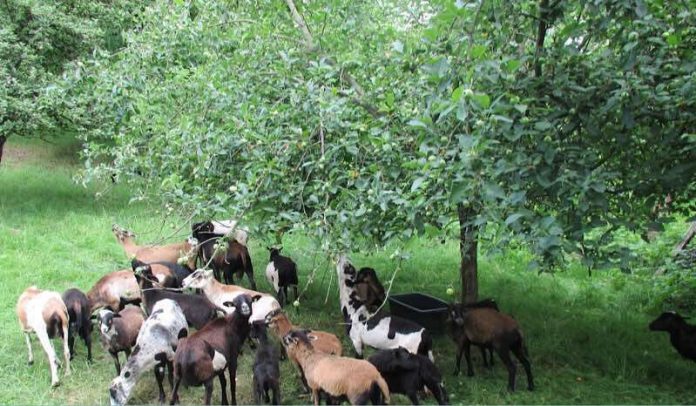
[
  {"left": 458, "top": 203, "right": 478, "bottom": 304},
  {"left": 0, "top": 135, "right": 6, "bottom": 164}
]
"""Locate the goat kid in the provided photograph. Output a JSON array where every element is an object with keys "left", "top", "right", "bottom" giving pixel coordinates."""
[
  {"left": 62, "top": 288, "right": 93, "bottom": 363},
  {"left": 251, "top": 323, "right": 281, "bottom": 405},
  {"left": 265, "top": 247, "right": 299, "bottom": 307},
  {"left": 96, "top": 306, "right": 145, "bottom": 375}
]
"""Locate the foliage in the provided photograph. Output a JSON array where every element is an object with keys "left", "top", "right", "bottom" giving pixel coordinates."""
[
  {"left": 0, "top": 0, "right": 143, "bottom": 146},
  {"left": 2, "top": 142, "right": 696, "bottom": 404},
  {"left": 76, "top": 0, "right": 695, "bottom": 279}
]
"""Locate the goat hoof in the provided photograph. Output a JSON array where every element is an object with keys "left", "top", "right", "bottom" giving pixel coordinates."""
[{"left": 51, "top": 380, "right": 61, "bottom": 388}]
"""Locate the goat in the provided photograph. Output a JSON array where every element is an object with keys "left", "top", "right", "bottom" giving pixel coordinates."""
[
  {"left": 112, "top": 224, "right": 197, "bottom": 270},
  {"left": 87, "top": 270, "right": 141, "bottom": 312},
  {"left": 16, "top": 286, "right": 71, "bottom": 387},
  {"left": 283, "top": 329, "right": 390, "bottom": 405},
  {"left": 265, "top": 247, "right": 299, "bottom": 307},
  {"left": 337, "top": 256, "right": 433, "bottom": 361},
  {"left": 170, "top": 294, "right": 258, "bottom": 405},
  {"left": 265, "top": 308, "right": 342, "bottom": 392},
  {"left": 96, "top": 306, "right": 145, "bottom": 375},
  {"left": 354, "top": 267, "right": 386, "bottom": 313},
  {"left": 131, "top": 258, "right": 192, "bottom": 288},
  {"left": 368, "top": 347, "right": 448, "bottom": 405},
  {"left": 448, "top": 305, "right": 534, "bottom": 391},
  {"left": 251, "top": 322, "right": 281, "bottom": 405},
  {"left": 191, "top": 225, "right": 256, "bottom": 289},
  {"left": 192, "top": 220, "right": 249, "bottom": 247},
  {"left": 449, "top": 299, "right": 499, "bottom": 367},
  {"left": 649, "top": 311, "right": 696, "bottom": 362},
  {"left": 182, "top": 268, "right": 279, "bottom": 324},
  {"left": 62, "top": 288, "right": 93, "bottom": 363},
  {"left": 133, "top": 263, "right": 225, "bottom": 329},
  {"left": 109, "top": 299, "right": 188, "bottom": 406}
]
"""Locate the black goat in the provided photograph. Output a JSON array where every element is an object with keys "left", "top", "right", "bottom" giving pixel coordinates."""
[
  {"left": 265, "top": 247, "right": 299, "bottom": 307},
  {"left": 251, "top": 323, "right": 281, "bottom": 404},
  {"left": 354, "top": 267, "right": 386, "bottom": 312},
  {"left": 62, "top": 288, "right": 93, "bottom": 362},
  {"left": 649, "top": 311, "right": 696, "bottom": 362},
  {"left": 133, "top": 262, "right": 225, "bottom": 329},
  {"left": 191, "top": 224, "right": 256, "bottom": 289},
  {"left": 368, "top": 347, "right": 448, "bottom": 405}
]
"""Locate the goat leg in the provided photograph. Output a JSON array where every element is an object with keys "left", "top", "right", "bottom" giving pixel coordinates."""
[
  {"left": 68, "top": 331, "right": 76, "bottom": 360},
  {"left": 110, "top": 350, "right": 121, "bottom": 375},
  {"left": 170, "top": 373, "right": 182, "bottom": 405},
  {"left": 203, "top": 378, "right": 214, "bottom": 405},
  {"left": 219, "top": 371, "right": 228, "bottom": 405},
  {"left": 464, "top": 341, "right": 474, "bottom": 377},
  {"left": 24, "top": 333, "right": 34, "bottom": 365},
  {"left": 498, "top": 348, "right": 517, "bottom": 392},
  {"left": 453, "top": 342, "right": 463, "bottom": 376},
  {"left": 155, "top": 362, "right": 167, "bottom": 403},
  {"left": 84, "top": 331, "right": 93, "bottom": 363}
]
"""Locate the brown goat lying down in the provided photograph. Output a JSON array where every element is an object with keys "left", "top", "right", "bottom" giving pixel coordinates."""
[
  {"left": 112, "top": 224, "right": 197, "bottom": 269},
  {"left": 16, "top": 286, "right": 71, "bottom": 387},
  {"left": 284, "top": 330, "right": 390, "bottom": 405},
  {"left": 87, "top": 270, "right": 141, "bottom": 312}
]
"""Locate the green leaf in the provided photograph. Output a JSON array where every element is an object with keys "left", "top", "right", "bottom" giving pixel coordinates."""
[
  {"left": 505, "top": 213, "right": 524, "bottom": 225},
  {"left": 535, "top": 121, "right": 553, "bottom": 131},
  {"left": 451, "top": 86, "right": 464, "bottom": 102},
  {"left": 471, "top": 93, "right": 490, "bottom": 109},
  {"left": 411, "top": 177, "right": 426, "bottom": 192}
]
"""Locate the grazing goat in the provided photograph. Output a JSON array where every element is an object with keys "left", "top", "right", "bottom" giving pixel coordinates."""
[
  {"left": 182, "top": 268, "right": 280, "bottom": 324},
  {"left": 266, "top": 308, "right": 342, "bottom": 391},
  {"left": 170, "top": 294, "right": 258, "bottom": 405},
  {"left": 265, "top": 247, "right": 299, "bottom": 307},
  {"left": 62, "top": 288, "right": 93, "bottom": 363},
  {"left": 112, "top": 224, "right": 197, "bottom": 270},
  {"left": 368, "top": 347, "right": 449, "bottom": 405},
  {"left": 191, "top": 225, "right": 256, "bottom": 289},
  {"left": 16, "top": 286, "right": 71, "bottom": 387},
  {"left": 649, "top": 311, "right": 696, "bottom": 362},
  {"left": 251, "top": 323, "right": 281, "bottom": 405},
  {"left": 96, "top": 306, "right": 145, "bottom": 375},
  {"left": 109, "top": 299, "right": 188, "bottom": 406},
  {"left": 87, "top": 270, "right": 141, "bottom": 312},
  {"left": 448, "top": 305, "right": 534, "bottom": 391},
  {"left": 337, "top": 256, "right": 433, "bottom": 361},
  {"left": 354, "top": 267, "right": 386, "bottom": 313},
  {"left": 192, "top": 220, "right": 249, "bottom": 247},
  {"left": 133, "top": 263, "right": 225, "bottom": 329},
  {"left": 283, "top": 329, "right": 390, "bottom": 405}
]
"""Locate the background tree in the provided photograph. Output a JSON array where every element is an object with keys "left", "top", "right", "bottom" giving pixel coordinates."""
[
  {"left": 0, "top": 0, "right": 143, "bottom": 163},
  {"left": 77, "top": 0, "right": 695, "bottom": 302}
]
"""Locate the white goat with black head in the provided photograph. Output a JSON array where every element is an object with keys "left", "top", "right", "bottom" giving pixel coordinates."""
[
  {"left": 108, "top": 299, "right": 188, "bottom": 406},
  {"left": 337, "top": 255, "right": 434, "bottom": 361}
]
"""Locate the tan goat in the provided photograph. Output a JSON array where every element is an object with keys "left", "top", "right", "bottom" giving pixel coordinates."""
[{"left": 16, "top": 286, "right": 71, "bottom": 387}]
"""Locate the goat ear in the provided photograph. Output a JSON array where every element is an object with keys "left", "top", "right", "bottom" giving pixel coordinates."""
[
  {"left": 215, "top": 308, "right": 227, "bottom": 318},
  {"left": 307, "top": 334, "right": 318, "bottom": 341},
  {"left": 251, "top": 294, "right": 263, "bottom": 303},
  {"left": 222, "top": 301, "right": 236, "bottom": 308},
  {"left": 112, "top": 313, "right": 122, "bottom": 318}
]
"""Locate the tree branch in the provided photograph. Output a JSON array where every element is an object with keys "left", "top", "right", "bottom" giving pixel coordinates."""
[{"left": 284, "top": 0, "right": 379, "bottom": 115}]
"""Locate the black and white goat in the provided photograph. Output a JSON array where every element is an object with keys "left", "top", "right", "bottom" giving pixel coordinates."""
[
  {"left": 265, "top": 247, "right": 299, "bottom": 307},
  {"left": 337, "top": 256, "right": 434, "bottom": 361},
  {"left": 109, "top": 299, "right": 188, "bottom": 406}
]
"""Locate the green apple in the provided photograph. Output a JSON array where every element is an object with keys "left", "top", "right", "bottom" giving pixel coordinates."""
[
  {"left": 293, "top": 300, "right": 300, "bottom": 308},
  {"left": 446, "top": 287, "right": 455, "bottom": 296}
]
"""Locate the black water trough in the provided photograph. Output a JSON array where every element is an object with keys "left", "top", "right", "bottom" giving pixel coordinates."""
[{"left": 388, "top": 293, "right": 449, "bottom": 334}]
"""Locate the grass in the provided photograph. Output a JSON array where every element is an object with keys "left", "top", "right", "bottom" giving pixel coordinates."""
[{"left": 1, "top": 136, "right": 695, "bottom": 405}]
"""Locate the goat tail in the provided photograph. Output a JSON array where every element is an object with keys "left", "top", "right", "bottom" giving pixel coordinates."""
[{"left": 375, "top": 376, "right": 390, "bottom": 405}]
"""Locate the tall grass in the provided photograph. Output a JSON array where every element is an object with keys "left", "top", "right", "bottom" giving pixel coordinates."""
[{"left": 1, "top": 137, "right": 694, "bottom": 404}]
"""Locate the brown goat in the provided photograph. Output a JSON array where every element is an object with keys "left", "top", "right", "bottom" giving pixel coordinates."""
[
  {"left": 112, "top": 224, "right": 197, "bottom": 269},
  {"left": 17, "top": 286, "right": 71, "bottom": 387},
  {"left": 449, "top": 306, "right": 534, "bottom": 392},
  {"left": 284, "top": 330, "right": 390, "bottom": 405},
  {"left": 266, "top": 309, "right": 342, "bottom": 391},
  {"left": 87, "top": 270, "right": 141, "bottom": 312}
]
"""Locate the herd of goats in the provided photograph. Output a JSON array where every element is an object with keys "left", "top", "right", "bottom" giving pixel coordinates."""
[{"left": 15, "top": 219, "right": 696, "bottom": 405}]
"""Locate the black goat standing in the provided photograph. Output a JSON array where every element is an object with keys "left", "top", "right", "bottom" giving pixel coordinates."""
[
  {"left": 649, "top": 311, "right": 696, "bottom": 362},
  {"left": 251, "top": 323, "right": 281, "bottom": 404},
  {"left": 62, "top": 288, "right": 93, "bottom": 362}
]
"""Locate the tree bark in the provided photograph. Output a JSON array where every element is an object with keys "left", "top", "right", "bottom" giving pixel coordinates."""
[
  {"left": 0, "top": 135, "right": 6, "bottom": 164},
  {"left": 458, "top": 203, "right": 478, "bottom": 304},
  {"left": 673, "top": 222, "right": 696, "bottom": 255},
  {"left": 534, "top": 0, "right": 550, "bottom": 78}
]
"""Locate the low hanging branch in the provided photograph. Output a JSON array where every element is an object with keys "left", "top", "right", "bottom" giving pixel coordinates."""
[{"left": 284, "top": 0, "right": 381, "bottom": 118}]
